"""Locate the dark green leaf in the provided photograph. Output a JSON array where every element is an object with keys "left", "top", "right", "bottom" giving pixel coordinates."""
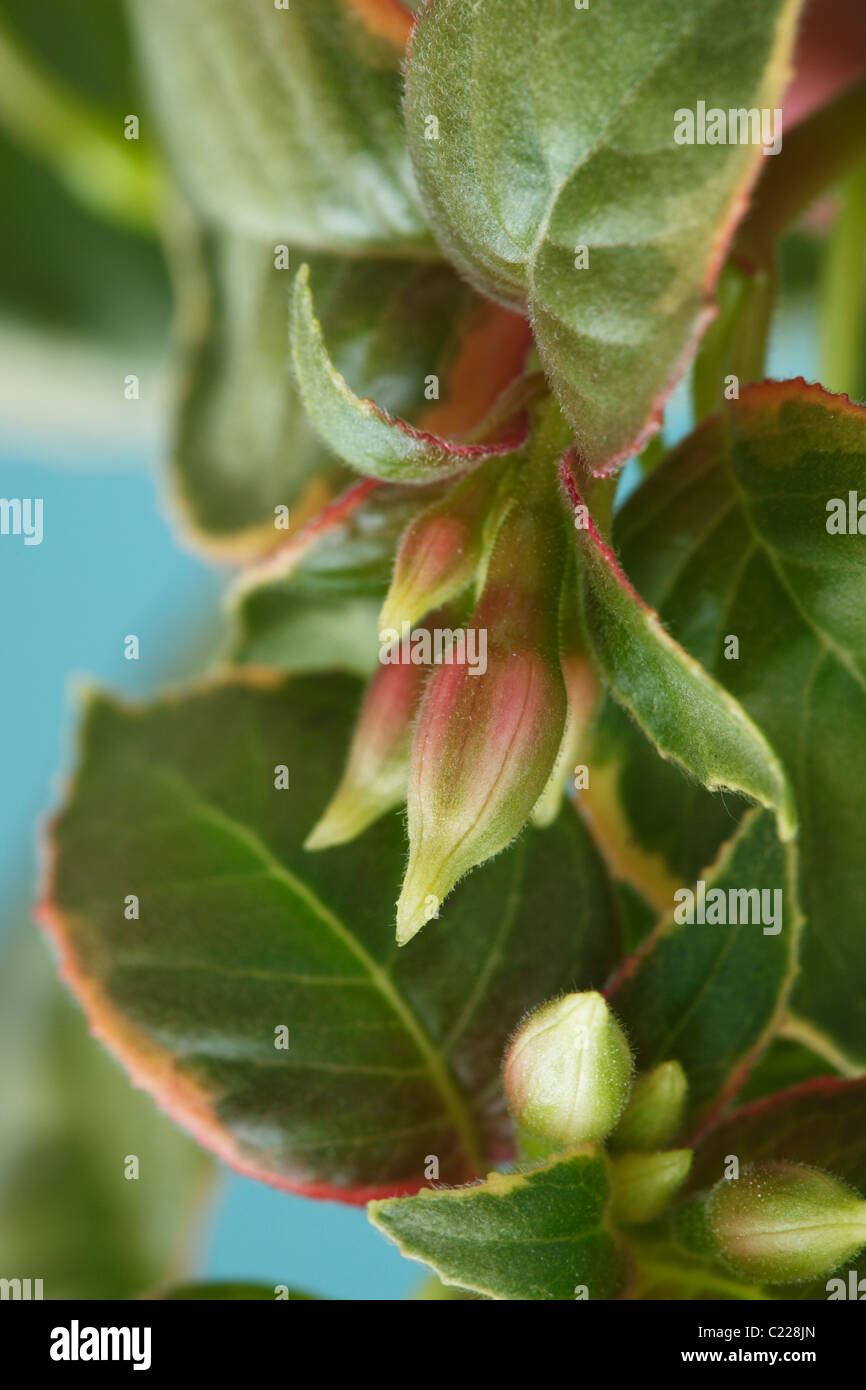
[
  {"left": 606, "top": 381, "right": 866, "bottom": 1067},
  {"left": 370, "top": 1147, "right": 623, "bottom": 1300},
  {"left": 42, "top": 674, "right": 622, "bottom": 1199},
  {"left": 611, "top": 809, "right": 801, "bottom": 1129}
]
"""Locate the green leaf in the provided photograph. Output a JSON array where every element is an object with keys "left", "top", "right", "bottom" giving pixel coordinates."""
[
  {"left": 41, "top": 674, "right": 622, "bottom": 1199},
  {"left": 155, "top": 1282, "right": 320, "bottom": 1300},
  {"left": 605, "top": 380, "right": 866, "bottom": 1067},
  {"left": 230, "top": 482, "right": 434, "bottom": 674},
  {"left": 405, "top": 0, "right": 802, "bottom": 472},
  {"left": 611, "top": 809, "right": 801, "bottom": 1129},
  {"left": 369, "top": 1147, "right": 624, "bottom": 1300},
  {"left": 290, "top": 264, "right": 526, "bottom": 484},
  {"left": 689, "top": 1078, "right": 866, "bottom": 1194},
  {"left": 0, "top": 927, "right": 213, "bottom": 1299},
  {"left": 127, "top": 0, "right": 431, "bottom": 255},
  {"left": 733, "top": 1038, "right": 836, "bottom": 1106},
  {"left": 172, "top": 238, "right": 520, "bottom": 554},
  {"left": 564, "top": 461, "right": 796, "bottom": 843}
]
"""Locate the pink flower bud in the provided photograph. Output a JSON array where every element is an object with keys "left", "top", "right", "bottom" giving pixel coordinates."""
[
  {"left": 533, "top": 559, "right": 600, "bottom": 827},
  {"left": 395, "top": 484, "right": 566, "bottom": 943},
  {"left": 379, "top": 459, "right": 511, "bottom": 636},
  {"left": 305, "top": 653, "right": 425, "bottom": 851}
]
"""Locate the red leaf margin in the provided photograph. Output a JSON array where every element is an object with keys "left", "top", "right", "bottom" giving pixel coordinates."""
[{"left": 32, "top": 669, "right": 464, "bottom": 1208}]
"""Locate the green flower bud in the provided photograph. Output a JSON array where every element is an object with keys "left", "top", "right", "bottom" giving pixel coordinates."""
[
  {"left": 610, "top": 1149, "right": 693, "bottom": 1225},
  {"left": 504, "top": 992, "right": 633, "bottom": 1148},
  {"left": 611, "top": 1060, "right": 688, "bottom": 1153},
  {"left": 710, "top": 1163, "right": 866, "bottom": 1284}
]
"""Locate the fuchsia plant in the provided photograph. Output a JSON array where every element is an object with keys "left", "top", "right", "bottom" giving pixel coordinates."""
[{"left": 35, "top": 0, "right": 866, "bottom": 1299}]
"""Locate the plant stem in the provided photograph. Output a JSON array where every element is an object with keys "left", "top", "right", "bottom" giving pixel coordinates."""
[
  {"left": 0, "top": 16, "right": 163, "bottom": 233},
  {"left": 820, "top": 165, "right": 866, "bottom": 401}
]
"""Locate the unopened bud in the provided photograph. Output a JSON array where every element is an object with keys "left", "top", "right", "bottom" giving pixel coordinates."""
[
  {"left": 503, "top": 992, "right": 634, "bottom": 1148},
  {"left": 710, "top": 1163, "right": 866, "bottom": 1284},
  {"left": 379, "top": 460, "right": 512, "bottom": 637},
  {"left": 533, "top": 559, "right": 600, "bottom": 827},
  {"left": 611, "top": 1060, "right": 688, "bottom": 1153},
  {"left": 395, "top": 479, "right": 566, "bottom": 943},
  {"left": 610, "top": 1149, "right": 692, "bottom": 1224},
  {"left": 305, "top": 656, "right": 425, "bottom": 850}
]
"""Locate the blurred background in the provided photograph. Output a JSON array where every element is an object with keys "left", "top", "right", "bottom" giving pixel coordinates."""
[{"left": 0, "top": 0, "right": 861, "bottom": 1300}]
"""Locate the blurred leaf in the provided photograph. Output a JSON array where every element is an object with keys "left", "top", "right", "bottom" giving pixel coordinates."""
[
  {"left": 0, "top": 927, "right": 213, "bottom": 1299},
  {"left": 170, "top": 233, "right": 524, "bottom": 555},
  {"left": 42, "top": 673, "right": 622, "bottom": 1199},
  {"left": 0, "top": 130, "right": 170, "bottom": 344},
  {"left": 0, "top": 13, "right": 161, "bottom": 234},
  {"left": 126, "top": 0, "right": 431, "bottom": 254},
  {"left": 0, "top": 0, "right": 139, "bottom": 113}
]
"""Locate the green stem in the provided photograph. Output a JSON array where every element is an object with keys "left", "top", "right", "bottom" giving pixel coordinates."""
[
  {"left": 820, "top": 164, "right": 866, "bottom": 401},
  {"left": 0, "top": 16, "right": 163, "bottom": 233},
  {"left": 736, "top": 78, "right": 866, "bottom": 267},
  {"left": 692, "top": 260, "right": 776, "bottom": 423}
]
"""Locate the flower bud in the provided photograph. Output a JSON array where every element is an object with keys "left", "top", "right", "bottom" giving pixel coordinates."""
[
  {"left": 533, "top": 558, "right": 600, "bottom": 828},
  {"left": 610, "top": 1149, "right": 692, "bottom": 1225},
  {"left": 611, "top": 1060, "right": 688, "bottom": 1153},
  {"left": 305, "top": 654, "right": 426, "bottom": 851},
  {"left": 379, "top": 459, "right": 512, "bottom": 637},
  {"left": 395, "top": 476, "right": 567, "bottom": 943},
  {"left": 503, "top": 992, "right": 634, "bottom": 1148},
  {"left": 710, "top": 1163, "right": 866, "bottom": 1284}
]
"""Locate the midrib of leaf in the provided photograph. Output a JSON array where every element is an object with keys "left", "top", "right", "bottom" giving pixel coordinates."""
[
  {"left": 149, "top": 765, "right": 486, "bottom": 1174},
  {"left": 722, "top": 452, "right": 866, "bottom": 696}
]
